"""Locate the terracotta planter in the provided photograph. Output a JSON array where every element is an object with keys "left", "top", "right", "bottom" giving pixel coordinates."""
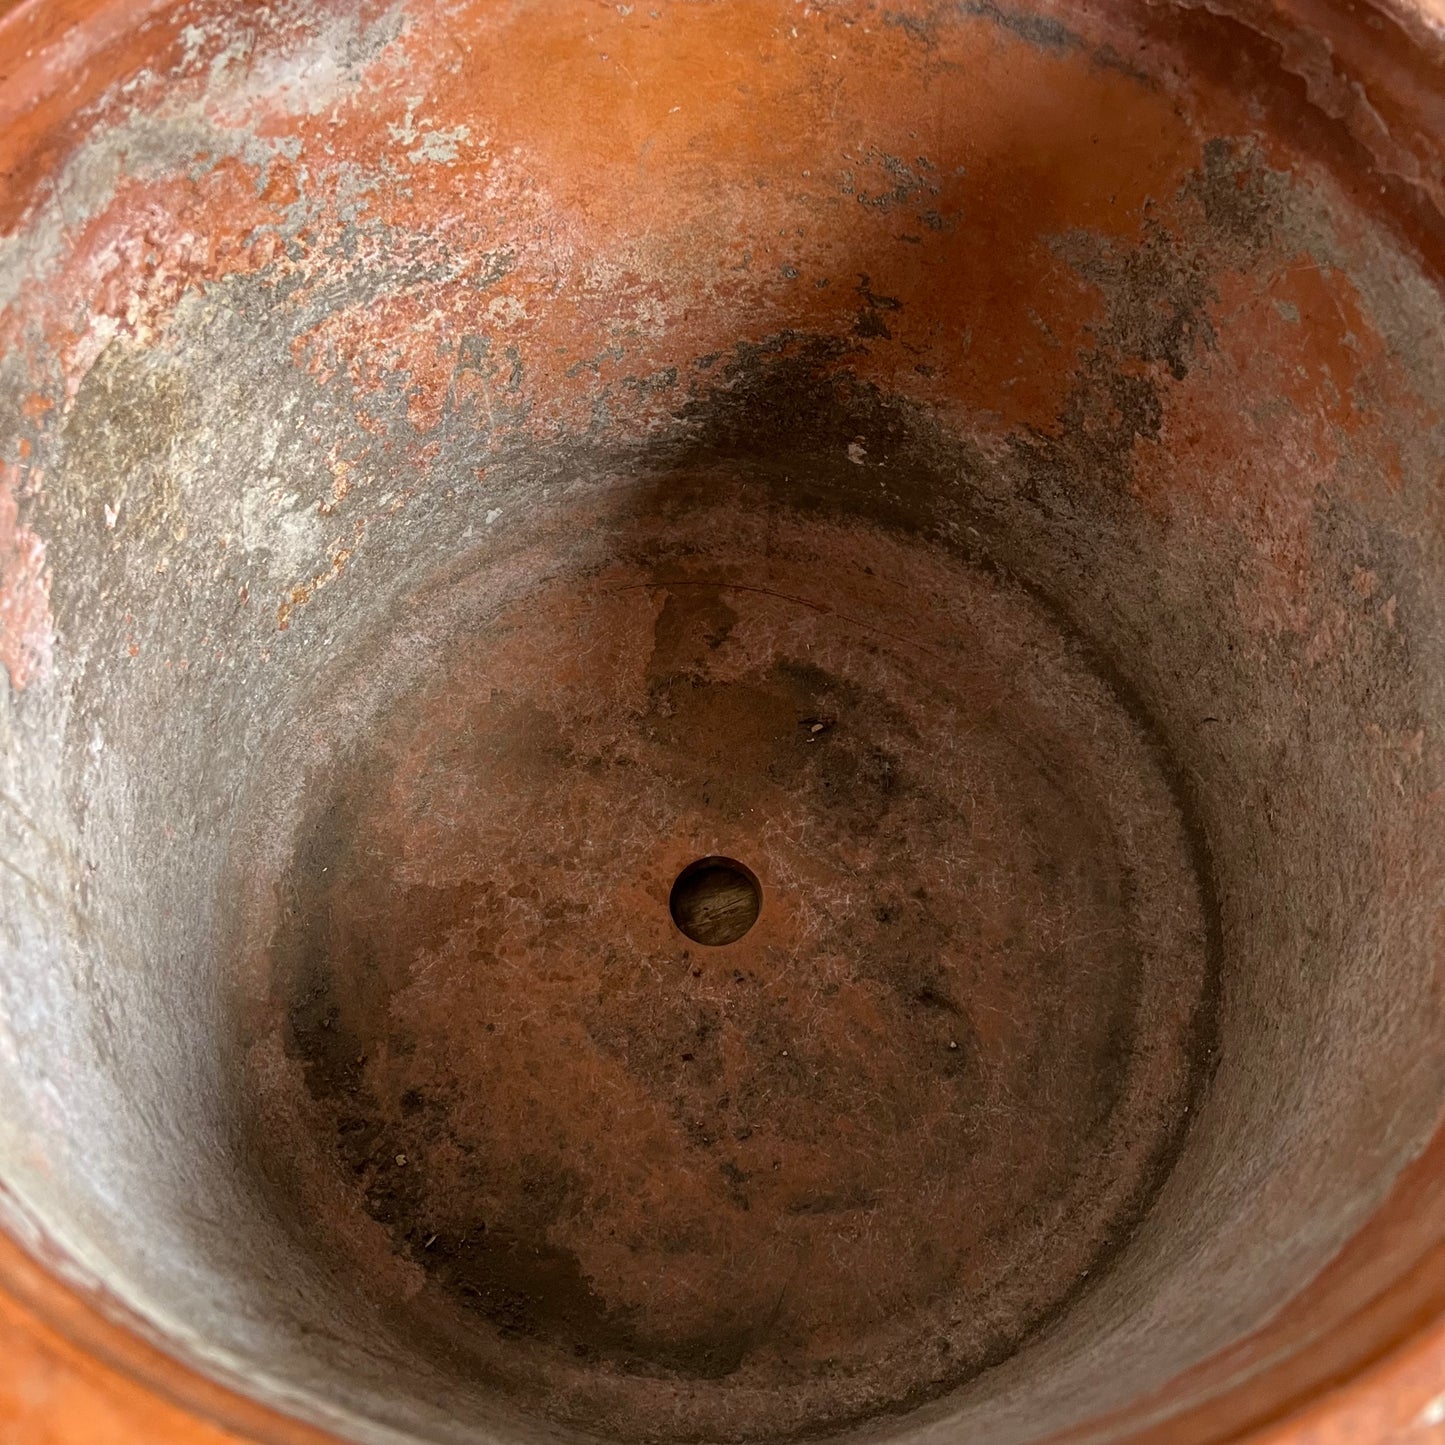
[{"left": 2, "top": 0, "right": 1444, "bottom": 1441}]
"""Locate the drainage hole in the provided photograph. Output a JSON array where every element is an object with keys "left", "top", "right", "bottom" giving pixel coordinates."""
[{"left": 669, "top": 857, "right": 762, "bottom": 946}]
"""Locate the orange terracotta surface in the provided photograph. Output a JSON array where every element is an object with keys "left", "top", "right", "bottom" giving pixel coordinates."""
[
  {"left": 0, "top": 1228, "right": 322, "bottom": 1444},
  {"left": 1, "top": 0, "right": 1444, "bottom": 1440}
]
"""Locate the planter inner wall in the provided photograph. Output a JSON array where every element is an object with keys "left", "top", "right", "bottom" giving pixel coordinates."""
[{"left": 0, "top": 2, "right": 1443, "bottom": 1443}]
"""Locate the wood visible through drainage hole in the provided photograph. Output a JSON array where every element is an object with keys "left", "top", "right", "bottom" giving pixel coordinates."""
[{"left": 670, "top": 856, "right": 762, "bottom": 945}]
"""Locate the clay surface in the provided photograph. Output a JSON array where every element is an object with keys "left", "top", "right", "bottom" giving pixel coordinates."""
[
  {"left": 0, "top": 1, "right": 1443, "bottom": 1444},
  {"left": 235, "top": 495, "right": 1211, "bottom": 1438}
]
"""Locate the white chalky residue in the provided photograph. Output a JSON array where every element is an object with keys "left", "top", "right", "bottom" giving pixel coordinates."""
[
  {"left": 409, "top": 126, "right": 471, "bottom": 165},
  {"left": 386, "top": 100, "right": 424, "bottom": 147},
  {"left": 485, "top": 294, "right": 526, "bottom": 326},
  {"left": 388, "top": 101, "right": 472, "bottom": 165},
  {"left": 218, "top": 4, "right": 408, "bottom": 118},
  {"left": 176, "top": 23, "right": 208, "bottom": 70},
  {"left": 241, "top": 486, "right": 325, "bottom": 579}
]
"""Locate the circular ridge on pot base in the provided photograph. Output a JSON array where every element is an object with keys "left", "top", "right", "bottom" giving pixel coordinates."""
[
  {"left": 232, "top": 495, "right": 1213, "bottom": 1439},
  {"left": 0, "top": 2, "right": 1443, "bottom": 1444}
]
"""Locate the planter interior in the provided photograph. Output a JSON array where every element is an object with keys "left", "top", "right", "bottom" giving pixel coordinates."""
[{"left": 1, "top": 1, "right": 1444, "bottom": 1443}]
